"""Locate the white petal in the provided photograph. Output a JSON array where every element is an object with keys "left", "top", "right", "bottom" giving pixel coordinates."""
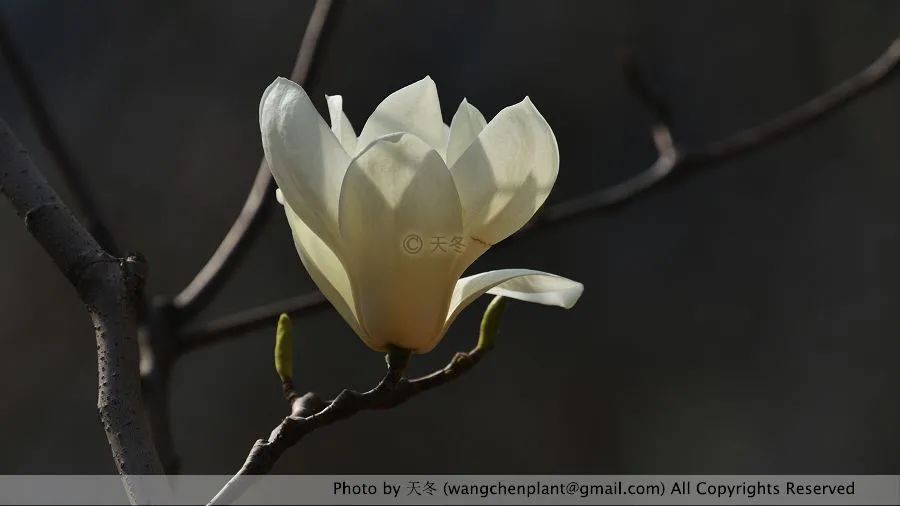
[
  {"left": 449, "top": 97, "right": 558, "bottom": 245},
  {"left": 445, "top": 99, "right": 487, "bottom": 167},
  {"left": 484, "top": 272, "right": 583, "bottom": 307},
  {"left": 326, "top": 94, "right": 358, "bottom": 154},
  {"left": 260, "top": 77, "right": 349, "bottom": 246},
  {"left": 419, "top": 269, "right": 583, "bottom": 353},
  {"left": 283, "top": 203, "right": 368, "bottom": 344},
  {"left": 338, "top": 133, "right": 465, "bottom": 352},
  {"left": 356, "top": 76, "right": 445, "bottom": 154}
]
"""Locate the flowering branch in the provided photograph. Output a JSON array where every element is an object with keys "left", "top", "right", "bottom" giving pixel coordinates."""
[
  {"left": 0, "top": 14, "right": 119, "bottom": 254},
  {"left": 208, "top": 297, "right": 508, "bottom": 505},
  {"left": 180, "top": 34, "right": 900, "bottom": 350},
  {"left": 0, "top": 120, "right": 167, "bottom": 505}
]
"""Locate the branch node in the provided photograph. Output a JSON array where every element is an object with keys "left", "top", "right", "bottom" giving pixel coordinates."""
[{"left": 293, "top": 391, "right": 326, "bottom": 417}]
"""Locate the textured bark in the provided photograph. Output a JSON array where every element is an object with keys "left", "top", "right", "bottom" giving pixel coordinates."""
[{"left": 0, "top": 120, "right": 168, "bottom": 505}]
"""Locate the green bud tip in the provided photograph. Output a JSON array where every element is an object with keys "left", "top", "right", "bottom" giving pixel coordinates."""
[
  {"left": 274, "top": 313, "right": 293, "bottom": 383},
  {"left": 477, "top": 295, "right": 508, "bottom": 351}
]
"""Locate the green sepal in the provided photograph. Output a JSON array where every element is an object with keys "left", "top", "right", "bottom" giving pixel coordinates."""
[{"left": 477, "top": 296, "right": 508, "bottom": 351}]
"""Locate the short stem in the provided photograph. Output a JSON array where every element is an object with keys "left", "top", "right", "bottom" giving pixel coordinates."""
[{"left": 384, "top": 346, "right": 412, "bottom": 382}]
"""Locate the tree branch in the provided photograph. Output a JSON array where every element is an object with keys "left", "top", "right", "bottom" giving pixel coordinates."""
[
  {"left": 179, "top": 35, "right": 900, "bottom": 350},
  {"left": 0, "top": 120, "right": 167, "bottom": 504},
  {"left": 209, "top": 295, "right": 508, "bottom": 504},
  {"left": 208, "top": 298, "right": 507, "bottom": 505},
  {"left": 0, "top": 14, "right": 119, "bottom": 254},
  {"left": 694, "top": 37, "right": 900, "bottom": 163},
  {"left": 178, "top": 291, "right": 327, "bottom": 354},
  {"left": 172, "top": 0, "right": 337, "bottom": 322},
  {"left": 534, "top": 36, "right": 900, "bottom": 223}
]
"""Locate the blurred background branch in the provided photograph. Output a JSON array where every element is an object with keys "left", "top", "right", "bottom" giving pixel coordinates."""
[
  {"left": 171, "top": 0, "right": 337, "bottom": 322},
  {"left": 0, "top": 13, "right": 118, "bottom": 254}
]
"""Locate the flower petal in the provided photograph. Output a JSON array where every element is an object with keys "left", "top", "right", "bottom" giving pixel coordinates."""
[
  {"left": 283, "top": 202, "right": 370, "bottom": 345},
  {"left": 326, "top": 94, "right": 358, "bottom": 154},
  {"left": 338, "top": 133, "right": 465, "bottom": 352},
  {"left": 438, "top": 122, "right": 450, "bottom": 160},
  {"left": 449, "top": 97, "right": 558, "bottom": 245},
  {"left": 261, "top": 77, "right": 349, "bottom": 246},
  {"left": 445, "top": 98, "right": 487, "bottom": 167},
  {"left": 419, "top": 269, "right": 582, "bottom": 353},
  {"left": 356, "top": 76, "right": 445, "bottom": 154}
]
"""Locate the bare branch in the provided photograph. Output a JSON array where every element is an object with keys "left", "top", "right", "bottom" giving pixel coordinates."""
[
  {"left": 209, "top": 341, "right": 492, "bottom": 505},
  {"left": 695, "top": 37, "right": 900, "bottom": 163},
  {"left": 0, "top": 120, "right": 167, "bottom": 504},
  {"left": 543, "top": 36, "right": 900, "bottom": 221},
  {"left": 172, "top": 0, "right": 337, "bottom": 321},
  {"left": 0, "top": 14, "right": 119, "bottom": 254},
  {"left": 178, "top": 291, "right": 326, "bottom": 353},
  {"left": 177, "top": 36, "right": 900, "bottom": 350},
  {"left": 171, "top": 162, "right": 275, "bottom": 321}
]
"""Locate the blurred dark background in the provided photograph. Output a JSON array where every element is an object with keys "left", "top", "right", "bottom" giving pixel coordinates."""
[{"left": 1, "top": 0, "right": 899, "bottom": 475}]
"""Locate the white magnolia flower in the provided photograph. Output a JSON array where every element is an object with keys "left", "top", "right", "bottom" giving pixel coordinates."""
[{"left": 260, "top": 76, "right": 583, "bottom": 353}]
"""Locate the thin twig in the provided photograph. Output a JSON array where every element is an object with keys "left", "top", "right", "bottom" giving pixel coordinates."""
[
  {"left": 0, "top": 14, "right": 119, "bottom": 254},
  {"left": 695, "top": 37, "right": 900, "bottom": 163},
  {"left": 179, "top": 291, "right": 327, "bottom": 354},
  {"left": 172, "top": 0, "right": 337, "bottom": 321},
  {"left": 0, "top": 120, "right": 168, "bottom": 505},
  {"left": 537, "top": 36, "right": 900, "bottom": 223},
  {"left": 180, "top": 35, "right": 900, "bottom": 350}
]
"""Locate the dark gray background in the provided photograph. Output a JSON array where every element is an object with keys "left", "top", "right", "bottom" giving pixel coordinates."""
[{"left": 1, "top": 0, "right": 899, "bottom": 474}]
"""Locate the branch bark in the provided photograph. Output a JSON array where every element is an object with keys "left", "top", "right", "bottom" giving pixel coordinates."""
[
  {"left": 180, "top": 35, "right": 900, "bottom": 349},
  {"left": 0, "top": 120, "right": 167, "bottom": 504}
]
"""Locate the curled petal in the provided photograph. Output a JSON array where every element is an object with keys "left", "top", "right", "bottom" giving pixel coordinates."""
[{"left": 419, "top": 269, "right": 583, "bottom": 353}]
